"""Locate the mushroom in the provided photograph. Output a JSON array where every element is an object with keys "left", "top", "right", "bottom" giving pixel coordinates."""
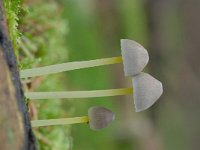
[
  {"left": 20, "top": 39, "right": 149, "bottom": 78},
  {"left": 31, "top": 106, "right": 115, "bottom": 131},
  {"left": 25, "top": 72, "right": 163, "bottom": 112}
]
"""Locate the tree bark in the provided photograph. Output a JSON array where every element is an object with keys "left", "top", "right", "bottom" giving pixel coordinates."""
[{"left": 0, "top": 1, "right": 36, "bottom": 149}]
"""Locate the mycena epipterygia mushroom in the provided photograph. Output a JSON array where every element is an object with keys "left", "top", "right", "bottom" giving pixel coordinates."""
[
  {"left": 31, "top": 106, "right": 115, "bottom": 131},
  {"left": 22, "top": 39, "right": 163, "bottom": 112},
  {"left": 20, "top": 39, "right": 148, "bottom": 78}
]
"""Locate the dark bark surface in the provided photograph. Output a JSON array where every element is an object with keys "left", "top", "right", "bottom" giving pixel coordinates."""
[{"left": 0, "top": 1, "right": 36, "bottom": 149}]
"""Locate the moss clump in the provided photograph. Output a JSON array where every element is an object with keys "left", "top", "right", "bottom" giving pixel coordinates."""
[{"left": 3, "top": 0, "right": 21, "bottom": 50}]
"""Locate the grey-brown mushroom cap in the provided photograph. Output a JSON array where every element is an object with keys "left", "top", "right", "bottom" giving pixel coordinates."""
[
  {"left": 88, "top": 106, "right": 115, "bottom": 131},
  {"left": 120, "top": 39, "right": 149, "bottom": 77},
  {"left": 133, "top": 73, "right": 163, "bottom": 112}
]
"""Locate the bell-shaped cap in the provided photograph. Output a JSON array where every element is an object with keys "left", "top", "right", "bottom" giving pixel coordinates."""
[
  {"left": 120, "top": 39, "right": 149, "bottom": 76},
  {"left": 88, "top": 106, "right": 115, "bottom": 131},
  {"left": 133, "top": 73, "right": 163, "bottom": 112}
]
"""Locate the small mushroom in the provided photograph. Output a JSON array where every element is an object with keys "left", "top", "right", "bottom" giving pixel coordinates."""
[
  {"left": 133, "top": 72, "right": 163, "bottom": 112},
  {"left": 25, "top": 73, "right": 162, "bottom": 112},
  {"left": 88, "top": 106, "right": 115, "bottom": 130},
  {"left": 31, "top": 106, "right": 115, "bottom": 131},
  {"left": 120, "top": 39, "right": 149, "bottom": 76},
  {"left": 20, "top": 39, "right": 148, "bottom": 78}
]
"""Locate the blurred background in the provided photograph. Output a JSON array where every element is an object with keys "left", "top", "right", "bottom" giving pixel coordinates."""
[{"left": 10, "top": 0, "right": 200, "bottom": 149}]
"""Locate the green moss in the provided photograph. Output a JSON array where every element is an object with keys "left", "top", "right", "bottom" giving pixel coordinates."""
[{"left": 3, "top": 0, "right": 21, "bottom": 50}]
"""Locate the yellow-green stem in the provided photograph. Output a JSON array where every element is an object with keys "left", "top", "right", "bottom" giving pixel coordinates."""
[
  {"left": 31, "top": 116, "right": 89, "bottom": 127},
  {"left": 20, "top": 56, "right": 122, "bottom": 78},
  {"left": 25, "top": 88, "right": 133, "bottom": 100}
]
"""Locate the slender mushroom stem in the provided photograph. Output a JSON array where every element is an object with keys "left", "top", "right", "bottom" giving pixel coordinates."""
[
  {"left": 31, "top": 116, "right": 89, "bottom": 127},
  {"left": 20, "top": 56, "right": 122, "bottom": 78},
  {"left": 25, "top": 88, "right": 133, "bottom": 100}
]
